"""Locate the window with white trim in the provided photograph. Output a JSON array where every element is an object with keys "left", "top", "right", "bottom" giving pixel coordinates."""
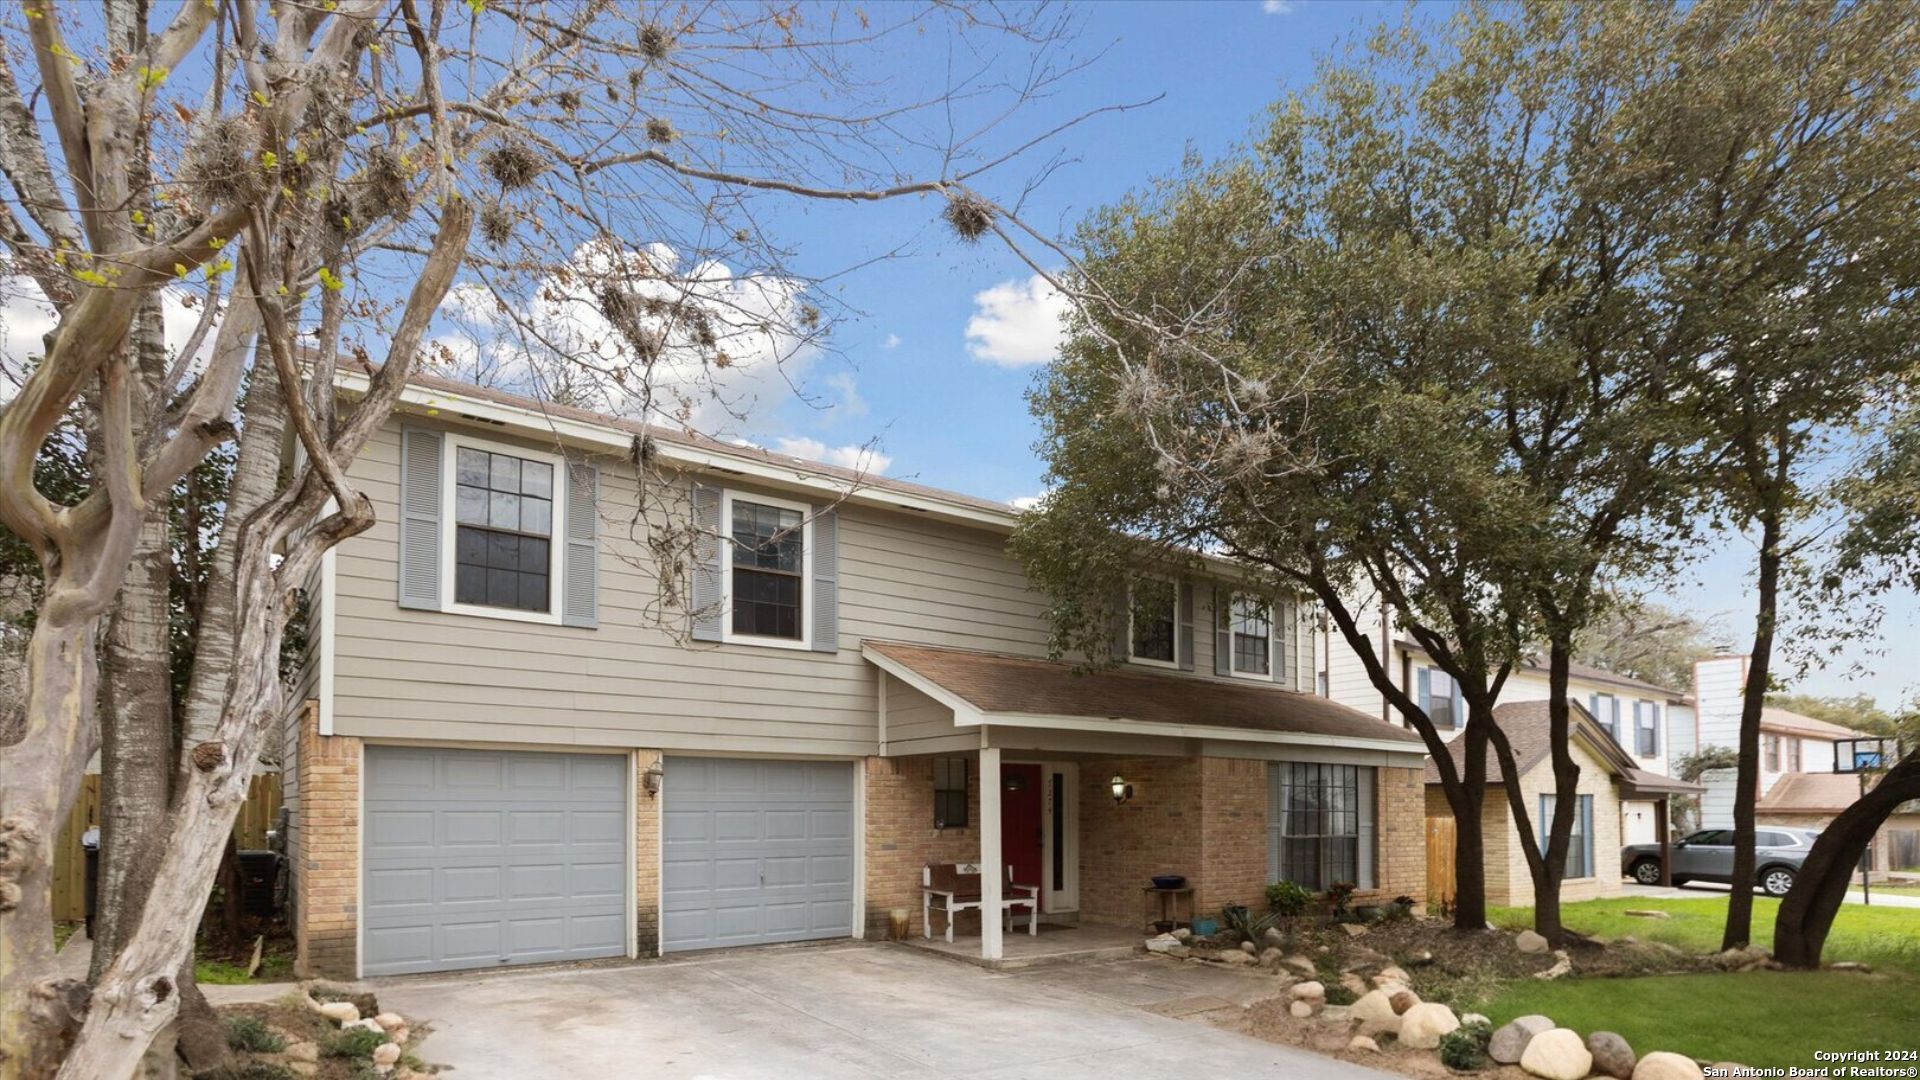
[
  {"left": 1540, "top": 793, "right": 1594, "bottom": 880},
  {"left": 1229, "top": 595, "right": 1272, "bottom": 676},
  {"left": 1635, "top": 701, "right": 1660, "bottom": 757},
  {"left": 724, "top": 492, "right": 809, "bottom": 644},
  {"left": 1419, "top": 666, "right": 1459, "bottom": 730},
  {"left": 1268, "top": 763, "right": 1376, "bottom": 891},
  {"left": 438, "top": 432, "right": 567, "bottom": 625},
  {"left": 1129, "top": 579, "right": 1177, "bottom": 665}
]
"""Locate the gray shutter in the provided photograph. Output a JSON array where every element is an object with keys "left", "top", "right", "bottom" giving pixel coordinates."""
[
  {"left": 1651, "top": 703, "right": 1661, "bottom": 756},
  {"left": 1213, "top": 589, "right": 1233, "bottom": 676},
  {"left": 811, "top": 507, "right": 838, "bottom": 653},
  {"left": 397, "top": 426, "right": 443, "bottom": 610},
  {"left": 561, "top": 462, "right": 598, "bottom": 628},
  {"left": 1417, "top": 667, "right": 1431, "bottom": 715},
  {"left": 1176, "top": 580, "right": 1195, "bottom": 671},
  {"left": 1451, "top": 680, "right": 1464, "bottom": 730},
  {"left": 1357, "top": 767, "right": 1377, "bottom": 890},
  {"left": 690, "top": 483, "right": 723, "bottom": 641},
  {"left": 1581, "top": 795, "right": 1594, "bottom": 878},
  {"left": 1110, "top": 583, "right": 1131, "bottom": 661},
  {"left": 1270, "top": 599, "right": 1287, "bottom": 683}
]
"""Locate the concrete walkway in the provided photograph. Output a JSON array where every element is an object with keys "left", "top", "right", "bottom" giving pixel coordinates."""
[
  {"left": 1622, "top": 881, "right": 1920, "bottom": 909},
  {"left": 373, "top": 943, "right": 1397, "bottom": 1080}
]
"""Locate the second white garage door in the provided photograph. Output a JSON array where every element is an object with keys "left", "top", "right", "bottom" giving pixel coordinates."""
[{"left": 660, "top": 758, "right": 856, "bottom": 952}]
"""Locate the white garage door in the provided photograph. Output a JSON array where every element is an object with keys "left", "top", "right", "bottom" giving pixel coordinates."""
[
  {"left": 361, "top": 746, "right": 630, "bottom": 976},
  {"left": 661, "top": 757, "right": 856, "bottom": 953}
]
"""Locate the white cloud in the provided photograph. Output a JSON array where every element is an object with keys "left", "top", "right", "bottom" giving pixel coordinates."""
[
  {"left": 773, "top": 435, "right": 892, "bottom": 476},
  {"left": 1261, "top": 0, "right": 1296, "bottom": 13},
  {"left": 881, "top": 332, "right": 901, "bottom": 349},
  {"left": 965, "top": 274, "right": 1069, "bottom": 367},
  {"left": 436, "top": 240, "right": 821, "bottom": 437},
  {"left": 824, "top": 371, "right": 867, "bottom": 419}
]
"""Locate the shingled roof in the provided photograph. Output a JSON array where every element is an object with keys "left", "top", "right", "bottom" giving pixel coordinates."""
[
  {"left": 1422, "top": 699, "right": 1700, "bottom": 795},
  {"left": 864, "top": 640, "right": 1424, "bottom": 748}
]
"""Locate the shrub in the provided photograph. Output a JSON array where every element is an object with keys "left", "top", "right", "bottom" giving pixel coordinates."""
[
  {"left": 321, "top": 1027, "right": 388, "bottom": 1060},
  {"left": 224, "top": 1015, "right": 287, "bottom": 1054},
  {"left": 1438, "top": 1020, "right": 1493, "bottom": 1071},
  {"left": 1327, "top": 880, "right": 1358, "bottom": 919},
  {"left": 1267, "top": 880, "right": 1312, "bottom": 917},
  {"left": 1224, "top": 904, "right": 1279, "bottom": 942},
  {"left": 1381, "top": 895, "right": 1417, "bottom": 923}
]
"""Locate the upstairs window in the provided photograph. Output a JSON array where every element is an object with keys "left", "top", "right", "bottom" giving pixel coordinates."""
[
  {"left": 1635, "top": 701, "right": 1661, "bottom": 757},
  {"left": 1229, "top": 595, "right": 1272, "bottom": 676},
  {"left": 729, "top": 497, "right": 806, "bottom": 641},
  {"left": 1589, "top": 693, "right": 1621, "bottom": 742},
  {"left": 454, "top": 446, "right": 555, "bottom": 613},
  {"left": 1765, "top": 734, "right": 1782, "bottom": 772},
  {"left": 1789, "top": 737, "right": 1803, "bottom": 772},
  {"left": 1418, "top": 666, "right": 1459, "bottom": 730},
  {"left": 1129, "top": 579, "right": 1177, "bottom": 665}
]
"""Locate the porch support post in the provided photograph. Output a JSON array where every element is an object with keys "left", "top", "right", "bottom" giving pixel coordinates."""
[
  {"left": 1656, "top": 797, "right": 1673, "bottom": 887},
  {"left": 980, "top": 745, "right": 1003, "bottom": 961}
]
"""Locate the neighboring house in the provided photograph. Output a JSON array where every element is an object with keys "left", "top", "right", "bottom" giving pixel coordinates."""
[
  {"left": 282, "top": 372, "right": 1428, "bottom": 978},
  {"left": 1422, "top": 701, "right": 1700, "bottom": 907},
  {"left": 1316, "top": 621, "right": 1696, "bottom": 849},
  {"left": 1692, "top": 654, "right": 1913, "bottom": 871}
]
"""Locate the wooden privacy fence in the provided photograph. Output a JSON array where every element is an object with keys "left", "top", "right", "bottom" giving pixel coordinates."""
[
  {"left": 1426, "top": 816, "right": 1457, "bottom": 909},
  {"left": 50, "top": 772, "right": 282, "bottom": 922}
]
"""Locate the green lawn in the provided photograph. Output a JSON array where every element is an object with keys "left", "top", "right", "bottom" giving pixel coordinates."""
[{"left": 1476, "top": 897, "right": 1920, "bottom": 1067}]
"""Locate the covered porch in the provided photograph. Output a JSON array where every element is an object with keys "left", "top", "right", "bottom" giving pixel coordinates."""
[{"left": 861, "top": 640, "right": 1430, "bottom": 962}]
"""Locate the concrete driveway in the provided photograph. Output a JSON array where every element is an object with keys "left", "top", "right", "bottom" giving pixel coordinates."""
[{"left": 374, "top": 943, "right": 1398, "bottom": 1080}]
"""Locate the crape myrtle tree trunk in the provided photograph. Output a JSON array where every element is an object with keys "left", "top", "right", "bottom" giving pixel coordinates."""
[
  {"left": 0, "top": 2, "right": 1123, "bottom": 1075},
  {"left": 1773, "top": 749, "right": 1919, "bottom": 968}
]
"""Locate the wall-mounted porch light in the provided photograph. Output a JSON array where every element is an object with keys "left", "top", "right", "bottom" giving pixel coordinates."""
[
  {"left": 643, "top": 761, "right": 665, "bottom": 798},
  {"left": 1110, "top": 775, "right": 1134, "bottom": 804}
]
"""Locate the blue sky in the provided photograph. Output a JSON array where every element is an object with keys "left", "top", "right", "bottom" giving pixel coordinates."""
[{"left": 727, "top": 0, "right": 1917, "bottom": 709}]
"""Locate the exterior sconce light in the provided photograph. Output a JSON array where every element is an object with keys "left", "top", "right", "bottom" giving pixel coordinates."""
[
  {"left": 643, "top": 761, "right": 665, "bottom": 798},
  {"left": 1110, "top": 775, "right": 1134, "bottom": 804}
]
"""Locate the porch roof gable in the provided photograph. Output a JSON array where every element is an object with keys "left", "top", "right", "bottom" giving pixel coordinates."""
[{"left": 862, "top": 639, "right": 1426, "bottom": 755}]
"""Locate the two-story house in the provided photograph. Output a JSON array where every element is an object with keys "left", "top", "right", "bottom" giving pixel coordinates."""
[
  {"left": 281, "top": 372, "right": 1428, "bottom": 978},
  {"left": 1313, "top": 611, "right": 1700, "bottom": 906}
]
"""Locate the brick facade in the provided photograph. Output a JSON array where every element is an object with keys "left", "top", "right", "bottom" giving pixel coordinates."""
[
  {"left": 1373, "top": 765, "right": 1426, "bottom": 904},
  {"left": 635, "top": 750, "right": 663, "bottom": 956},
  {"left": 862, "top": 755, "right": 984, "bottom": 937},
  {"left": 1078, "top": 757, "right": 1203, "bottom": 926},
  {"left": 292, "top": 703, "right": 362, "bottom": 978},
  {"left": 1423, "top": 743, "right": 1623, "bottom": 908}
]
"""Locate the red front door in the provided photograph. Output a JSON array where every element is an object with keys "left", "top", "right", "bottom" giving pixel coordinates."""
[{"left": 1001, "top": 764, "right": 1044, "bottom": 912}]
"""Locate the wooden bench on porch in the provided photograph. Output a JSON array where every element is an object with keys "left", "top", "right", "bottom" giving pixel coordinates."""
[{"left": 922, "top": 862, "right": 1040, "bottom": 943}]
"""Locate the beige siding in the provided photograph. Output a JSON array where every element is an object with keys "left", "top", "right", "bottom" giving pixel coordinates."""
[
  {"left": 883, "top": 678, "right": 974, "bottom": 755},
  {"left": 329, "top": 416, "right": 1328, "bottom": 755}
]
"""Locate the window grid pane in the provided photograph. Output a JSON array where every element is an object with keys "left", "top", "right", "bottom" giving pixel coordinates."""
[
  {"left": 1130, "top": 580, "right": 1176, "bottom": 661},
  {"left": 451, "top": 447, "right": 553, "bottom": 613},
  {"left": 1231, "top": 596, "right": 1270, "bottom": 674},
  {"left": 1276, "top": 763, "right": 1361, "bottom": 891}
]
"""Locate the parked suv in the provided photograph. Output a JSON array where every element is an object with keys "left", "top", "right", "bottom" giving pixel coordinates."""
[{"left": 1621, "top": 827, "right": 1819, "bottom": 897}]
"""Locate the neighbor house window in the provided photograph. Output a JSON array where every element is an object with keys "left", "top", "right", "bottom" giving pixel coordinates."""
[
  {"left": 1635, "top": 701, "right": 1660, "bottom": 757},
  {"left": 1229, "top": 595, "right": 1271, "bottom": 676},
  {"left": 1540, "top": 793, "right": 1594, "bottom": 879},
  {"left": 728, "top": 496, "right": 805, "bottom": 641},
  {"left": 1765, "top": 734, "right": 1782, "bottom": 772},
  {"left": 1129, "top": 579, "right": 1177, "bottom": 665},
  {"left": 933, "top": 757, "right": 968, "bottom": 829},
  {"left": 1268, "top": 763, "right": 1376, "bottom": 891},
  {"left": 1789, "top": 737, "right": 1803, "bottom": 772},
  {"left": 1418, "top": 667, "right": 1459, "bottom": 730},
  {"left": 454, "top": 446, "right": 554, "bottom": 613},
  {"left": 1588, "top": 693, "right": 1620, "bottom": 742}
]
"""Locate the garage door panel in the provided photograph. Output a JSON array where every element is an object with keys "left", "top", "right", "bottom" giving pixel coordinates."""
[
  {"left": 362, "top": 747, "right": 629, "bottom": 976},
  {"left": 660, "top": 757, "right": 855, "bottom": 952}
]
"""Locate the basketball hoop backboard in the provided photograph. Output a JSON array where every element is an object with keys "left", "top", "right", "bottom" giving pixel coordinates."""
[{"left": 1834, "top": 737, "right": 1894, "bottom": 774}]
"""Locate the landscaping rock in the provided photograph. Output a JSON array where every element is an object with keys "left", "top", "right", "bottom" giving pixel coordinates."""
[
  {"left": 1340, "top": 973, "right": 1370, "bottom": 998},
  {"left": 1624, "top": 909, "right": 1671, "bottom": 919},
  {"left": 1320, "top": 1005, "right": 1353, "bottom": 1024},
  {"left": 317, "top": 1001, "right": 360, "bottom": 1025},
  {"left": 1340, "top": 922, "right": 1370, "bottom": 938},
  {"left": 1631, "top": 1059, "right": 1704, "bottom": 1080},
  {"left": 1289, "top": 980, "right": 1326, "bottom": 1001},
  {"left": 1715, "top": 945, "right": 1771, "bottom": 971},
  {"left": 1291, "top": 1000, "right": 1318, "bottom": 1019},
  {"left": 1284, "top": 955, "right": 1318, "bottom": 977},
  {"left": 1259, "top": 947, "right": 1285, "bottom": 968},
  {"left": 1490, "top": 1015, "right": 1556, "bottom": 1065},
  {"left": 1588, "top": 1031, "right": 1636, "bottom": 1079},
  {"left": 1145, "top": 933, "right": 1182, "bottom": 954},
  {"left": 346, "top": 1018, "right": 385, "bottom": 1035},
  {"left": 1263, "top": 928, "right": 1287, "bottom": 949},
  {"left": 373, "top": 1013, "right": 406, "bottom": 1033},
  {"left": 1241, "top": 940, "right": 1259, "bottom": 955},
  {"left": 1830, "top": 961, "right": 1872, "bottom": 973},
  {"left": 1408, "top": 949, "right": 1436, "bottom": 966},
  {"left": 1351, "top": 990, "right": 1400, "bottom": 1035},
  {"left": 1462, "top": 1012, "right": 1491, "bottom": 1027},
  {"left": 1165, "top": 945, "right": 1190, "bottom": 959},
  {"left": 1398, "top": 1002, "right": 1461, "bottom": 1050},
  {"left": 1374, "top": 965, "right": 1411, "bottom": 986},
  {"left": 1535, "top": 950, "right": 1574, "bottom": 980},
  {"left": 1516, "top": 929, "right": 1550, "bottom": 954},
  {"left": 1172, "top": 928, "right": 1193, "bottom": 941},
  {"left": 1520, "top": 1028, "right": 1593, "bottom": 1080},
  {"left": 1349, "top": 1035, "right": 1381, "bottom": 1053},
  {"left": 283, "top": 1042, "right": 319, "bottom": 1064},
  {"left": 373, "top": 1043, "right": 402, "bottom": 1067},
  {"left": 1219, "top": 949, "right": 1253, "bottom": 965},
  {"left": 390, "top": 1026, "right": 411, "bottom": 1045},
  {"left": 1389, "top": 989, "right": 1420, "bottom": 1015}
]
